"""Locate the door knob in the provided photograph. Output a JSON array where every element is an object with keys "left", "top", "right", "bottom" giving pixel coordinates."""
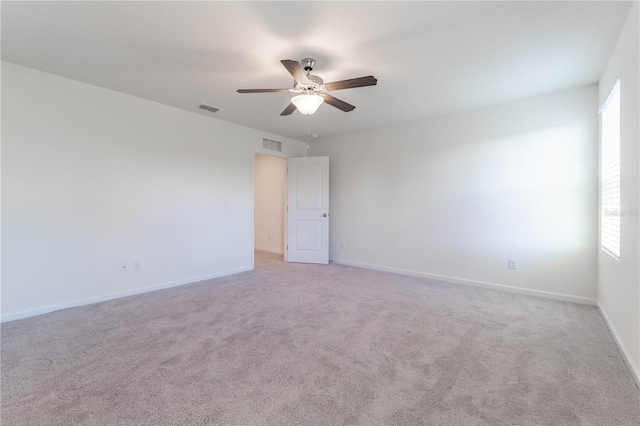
[{"left": 323, "top": 213, "right": 328, "bottom": 217}]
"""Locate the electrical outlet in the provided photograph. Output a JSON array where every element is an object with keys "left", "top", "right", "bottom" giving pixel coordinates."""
[
  {"left": 508, "top": 258, "right": 518, "bottom": 270},
  {"left": 133, "top": 261, "right": 141, "bottom": 272},
  {"left": 340, "top": 242, "right": 346, "bottom": 249},
  {"left": 121, "top": 262, "right": 129, "bottom": 273}
]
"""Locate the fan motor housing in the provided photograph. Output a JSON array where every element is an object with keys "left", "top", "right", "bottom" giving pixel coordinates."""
[{"left": 295, "top": 74, "right": 324, "bottom": 92}]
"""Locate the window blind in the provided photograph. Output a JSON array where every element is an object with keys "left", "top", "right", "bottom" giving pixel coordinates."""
[{"left": 601, "top": 79, "right": 620, "bottom": 258}]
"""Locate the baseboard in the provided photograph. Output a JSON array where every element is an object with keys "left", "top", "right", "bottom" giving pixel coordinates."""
[
  {"left": 597, "top": 302, "right": 640, "bottom": 389},
  {"left": 0, "top": 266, "right": 253, "bottom": 323},
  {"left": 330, "top": 259, "right": 597, "bottom": 306},
  {"left": 255, "top": 247, "right": 284, "bottom": 255}
]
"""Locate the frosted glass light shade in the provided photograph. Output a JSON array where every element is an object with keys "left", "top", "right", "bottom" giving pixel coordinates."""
[{"left": 291, "top": 94, "right": 324, "bottom": 115}]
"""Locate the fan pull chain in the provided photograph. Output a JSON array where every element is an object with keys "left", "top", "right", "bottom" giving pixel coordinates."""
[{"left": 306, "top": 115, "right": 311, "bottom": 150}]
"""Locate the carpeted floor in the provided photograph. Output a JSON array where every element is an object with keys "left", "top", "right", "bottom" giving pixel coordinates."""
[{"left": 2, "top": 251, "right": 639, "bottom": 425}]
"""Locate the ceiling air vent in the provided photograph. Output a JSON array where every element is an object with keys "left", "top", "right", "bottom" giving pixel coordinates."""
[
  {"left": 198, "top": 104, "right": 220, "bottom": 113},
  {"left": 263, "top": 138, "right": 282, "bottom": 152}
]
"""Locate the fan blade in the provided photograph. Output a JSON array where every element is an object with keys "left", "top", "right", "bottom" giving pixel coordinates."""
[
  {"left": 281, "top": 59, "right": 309, "bottom": 84},
  {"left": 237, "top": 88, "right": 291, "bottom": 93},
  {"left": 280, "top": 103, "right": 297, "bottom": 116},
  {"left": 321, "top": 94, "right": 355, "bottom": 112},
  {"left": 324, "top": 76, "right": 377, "bottom": 91}
]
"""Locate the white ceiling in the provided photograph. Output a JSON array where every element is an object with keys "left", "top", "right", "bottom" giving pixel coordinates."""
[{"left": 1, "top": 1, "right": 631, "bottom": 141}]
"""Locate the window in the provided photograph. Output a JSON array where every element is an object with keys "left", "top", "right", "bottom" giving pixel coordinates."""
[{"left": 601, "top": 79, "right": 621, "bottom": 258}]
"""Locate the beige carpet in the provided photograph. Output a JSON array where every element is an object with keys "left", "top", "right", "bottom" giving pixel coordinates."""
[{"left": 2, "top": 251, "right": 639, "bottom": 425}]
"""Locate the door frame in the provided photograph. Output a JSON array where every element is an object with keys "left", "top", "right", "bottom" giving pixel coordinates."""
[{"left": 251, "top": 148, "right": 289, "bottom": 269}]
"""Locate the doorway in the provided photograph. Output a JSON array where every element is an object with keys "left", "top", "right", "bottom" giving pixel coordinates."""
[{"left": 253, "top": 153, "right": 287, "bottom": 261}]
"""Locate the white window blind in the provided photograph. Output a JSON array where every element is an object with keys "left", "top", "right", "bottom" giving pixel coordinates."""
[{"left": 601, "top": 79, "right": 620, "bottom": 258}]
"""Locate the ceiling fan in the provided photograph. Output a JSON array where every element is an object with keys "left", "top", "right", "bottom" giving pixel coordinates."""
[{"left": 237, "top": 58, "right": 377, "bottom": 116}]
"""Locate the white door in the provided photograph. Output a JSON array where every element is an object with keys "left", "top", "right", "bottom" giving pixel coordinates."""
[{"left": 287, "top": 156, "right": 329, "bottom": 264}]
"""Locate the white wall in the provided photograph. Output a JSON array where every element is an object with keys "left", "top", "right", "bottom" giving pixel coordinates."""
[
  {"left": 597, "top": 2, "right": 640, "bottom": 381},
  {"left": 254, "top": 154, "right": 287, "bottom": 254},
  {"left": 1, "top": 62, "right": 307, "bottom": 321},
  {"left": 311, "top": 85, "right": 598, "bottom": 302}
]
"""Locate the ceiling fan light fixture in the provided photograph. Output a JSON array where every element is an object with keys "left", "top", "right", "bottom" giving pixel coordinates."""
[
  {"left": 237, "top": 58, "right": 375, "bottom": 115},
  {"left": 291, "top": 94, "right": 324, "bottom": 115}
]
